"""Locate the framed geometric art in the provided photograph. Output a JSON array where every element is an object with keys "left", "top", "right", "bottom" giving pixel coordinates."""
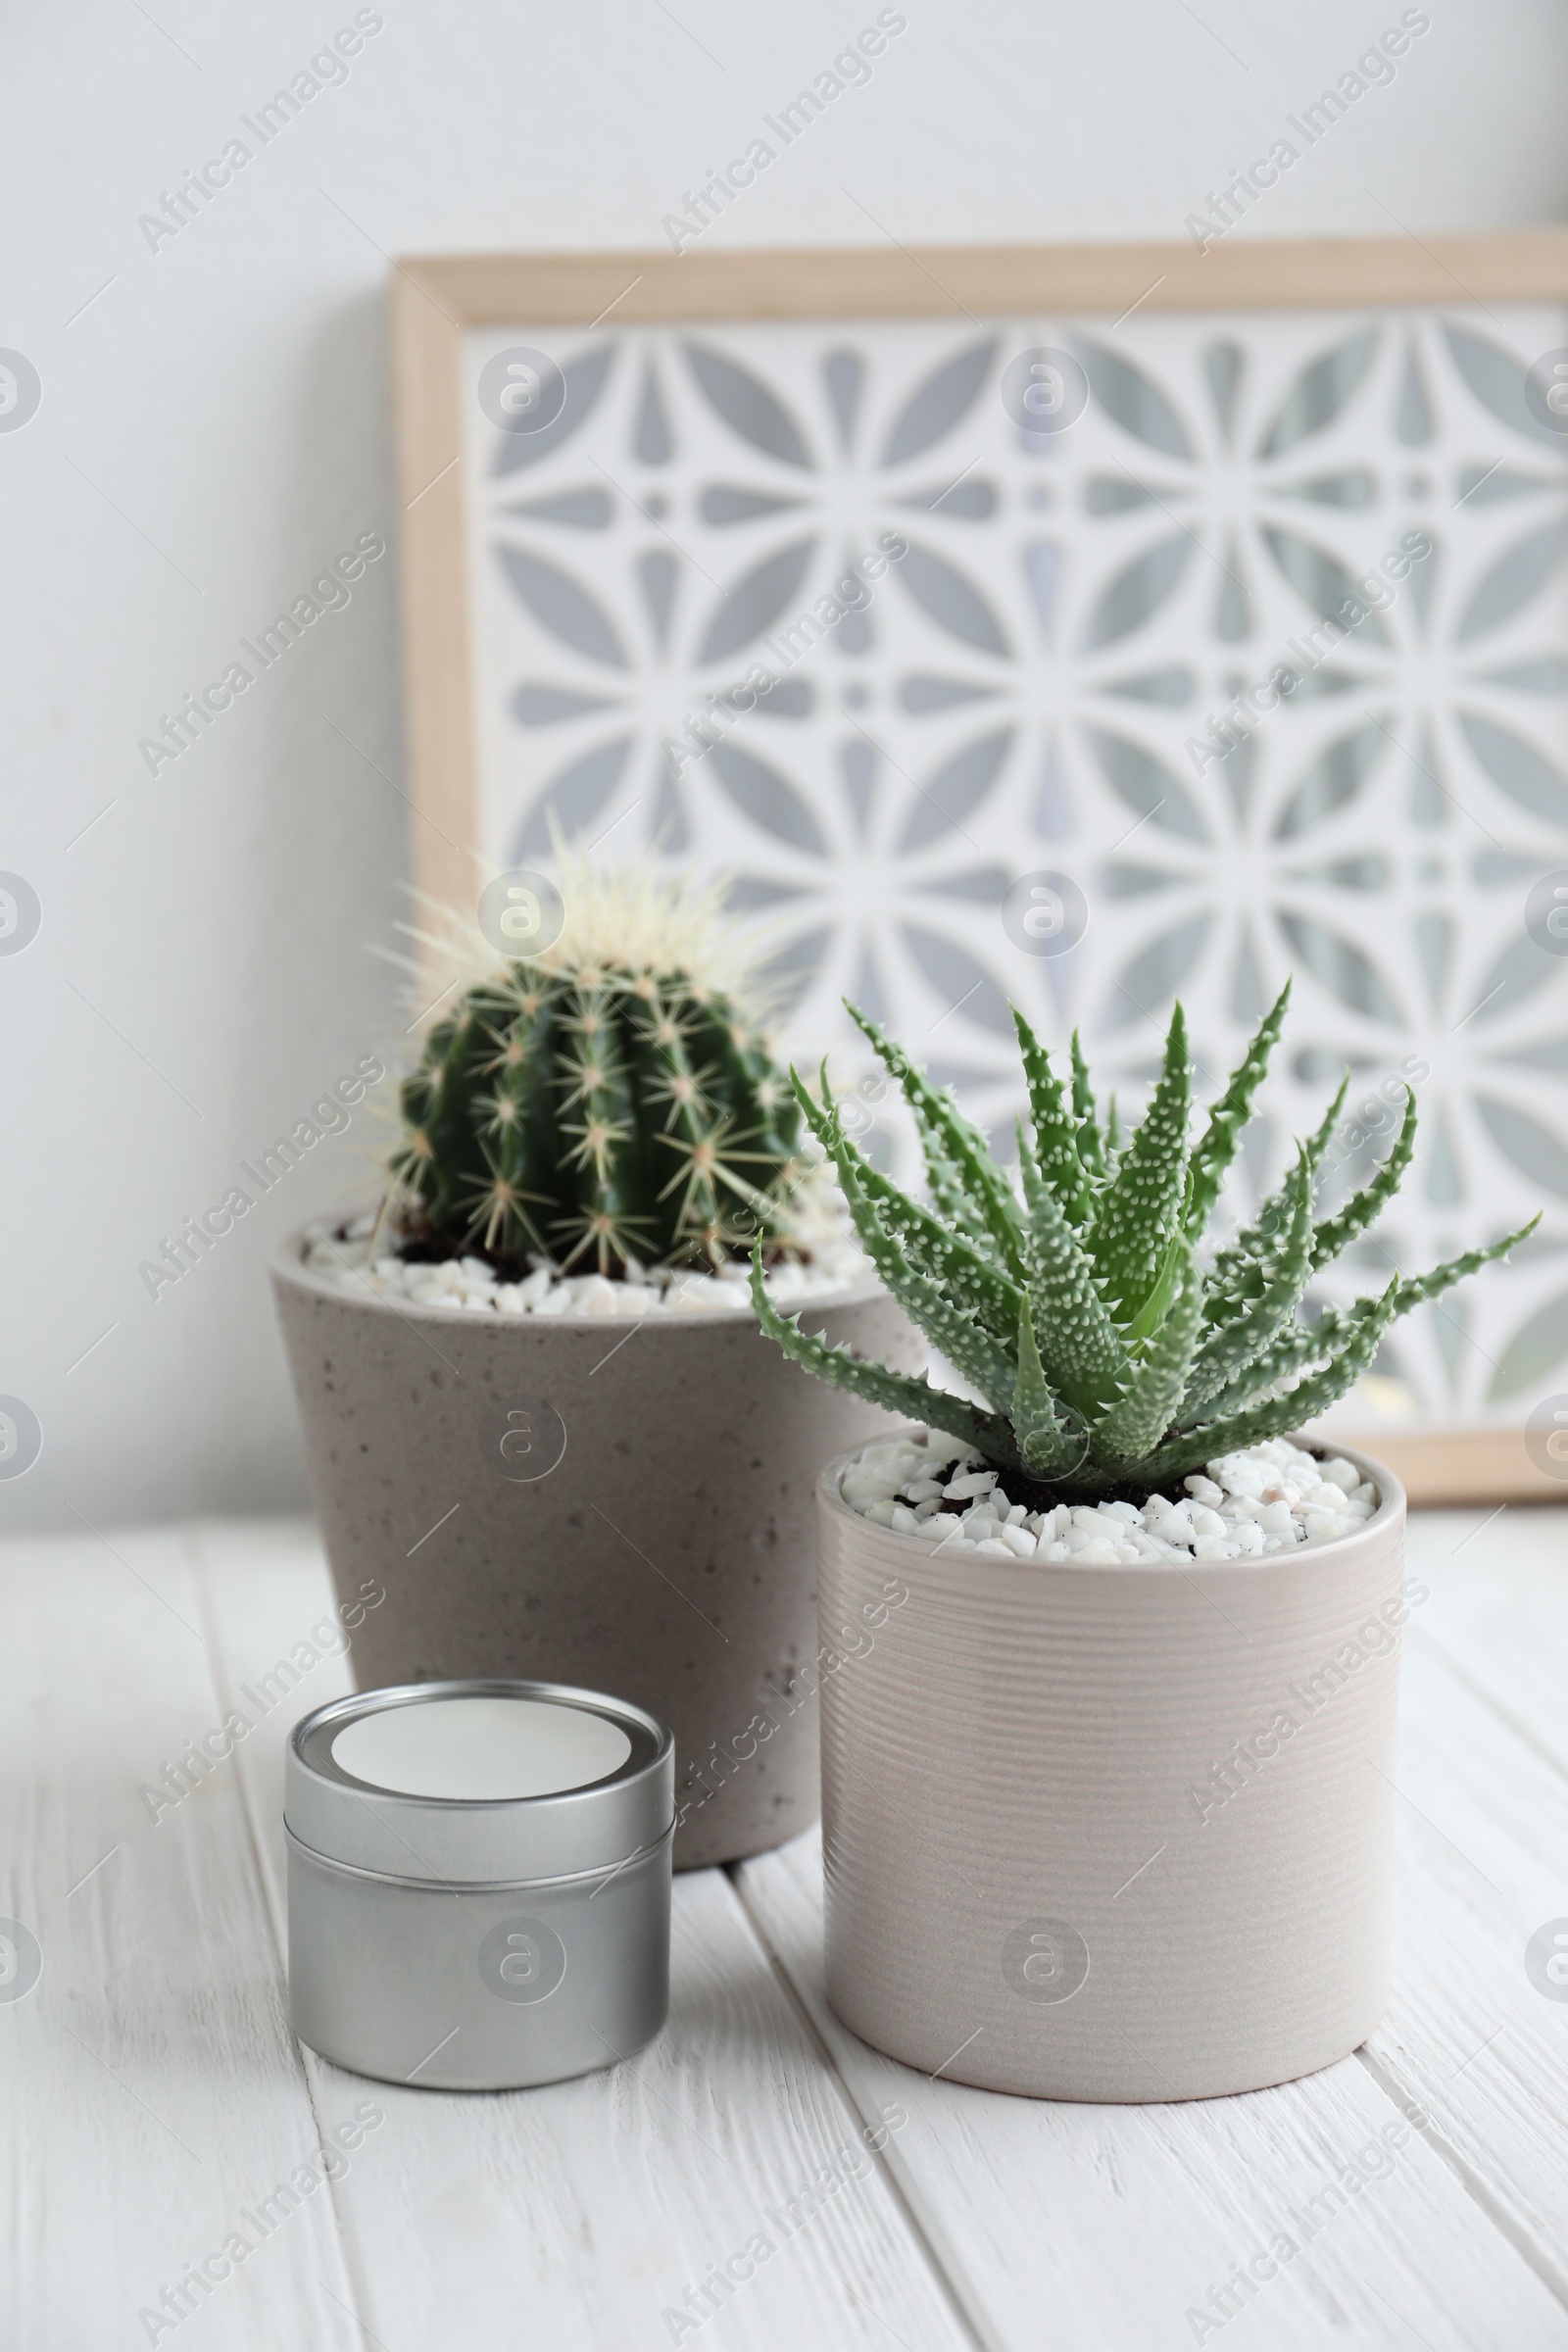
[{"left": 389, "top": 233, "right": 1568, "bottom": 1503}]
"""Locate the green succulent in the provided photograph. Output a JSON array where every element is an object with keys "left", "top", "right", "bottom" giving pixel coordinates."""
[
  {"left": 389, "top": 956, "right": 805, "bottom": 1275},
  {"left": 751, "top": 981, "right": 1538, "bottom": 1503}
]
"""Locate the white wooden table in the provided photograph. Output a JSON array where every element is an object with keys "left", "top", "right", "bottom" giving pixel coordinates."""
[{"left": 7, "top": 1507, "right": 1568, "bottom": 2351}]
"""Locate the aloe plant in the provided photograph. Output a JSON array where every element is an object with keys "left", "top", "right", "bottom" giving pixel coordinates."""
[{"left": 751, "top": 983, "right": 1537, "bottom": 1503}]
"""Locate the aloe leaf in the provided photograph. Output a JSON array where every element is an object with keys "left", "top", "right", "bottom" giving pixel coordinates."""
[
  {"left": 1203, "top": 1070, "right": 1349, "bottom": 1318},
  {"left": 1307, "top": 1069, "right": 1352, "bottom": 1159},
  {"left": 1011, "top": 1298, "right": 1082, "bottom": 1478},
  {"left": 912, "top": 1120, "right": 996, "bottom": 1256},
  {"left": 1089, "top": 1002, "right": 1193, "bottom": 1324},
  {"left": 1122, "top": 1210, "right": 1189, "bottom": 1349},
  {"left": 1090, "top": 1239, "right": 1202, "bottom": 1471},
  {"left": 748, "top": 1252, "right": 1013, "bottom": 1462},
  {"left": 1204, "top": 1216, "right": 1531, "bottom": 1425},
  {"left": 1144, "top": 1275, "right": 1404, "bottom": 1483},
  {"left": 1184, "top": 1148, "right": 1316, "bottom": 1415},
  {"left": 1310, "top": 1087, "right": 1417, "bottom": 1271},
  {"left": 792, "top": 1069, "right": 1023, "bottom": 1342},
  {"left": 1011, "top": 1005, "right": 1092, "bottom": 1223},
  {"left": 847, "top": 1003, "right": 1023, "bottom": 1278},
  {"left": 1184, "top": 979, "right": 1291, "bottom": 1238},
  {"left": 1017, "top": 1145, "right": 1127, "bottom": 1414},
  {"left": 842, "top": 1025, "right": 992, "bottom": 1255},
  {"left": 829, "top": 1153, "right": 1018, "bottom": 1411},
  {"left": 1070, "top": 1031, "right": 1106, "bottom": 1182},
  {"left": 1390, "top": 1214, "right": 1539, "bottom": 1307},
  {"left": 1203, "top": 1214, "right": 1541, "bottom": 1427},
  {"left": 1197, "top": 1312, "right": 1345, "bottom": 1423}
]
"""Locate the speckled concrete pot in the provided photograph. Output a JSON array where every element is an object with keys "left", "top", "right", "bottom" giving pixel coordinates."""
[
  {"left": 270, "top": 1229, "right": 922, "bottom": 1869},
  {"left": 817, "top": 1432, "right": 1408, "bottom": 2101}
]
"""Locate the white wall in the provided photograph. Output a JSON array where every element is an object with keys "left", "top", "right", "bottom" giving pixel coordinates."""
[{"left": 4, "top": 0, "right": 1563, "bottom": 1529}]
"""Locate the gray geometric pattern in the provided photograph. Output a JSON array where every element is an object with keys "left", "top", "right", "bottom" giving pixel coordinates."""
[{"left": 462, "top": 306, "right": 1568, "bottom": 1428}]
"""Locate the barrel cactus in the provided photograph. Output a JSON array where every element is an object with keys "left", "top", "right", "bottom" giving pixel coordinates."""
[
  {"left": 387, "top": 884, "right": 806, "bottom": 1275},
  {"left": 752, "top": 982, "right": 1537, "bottom": 1504}
]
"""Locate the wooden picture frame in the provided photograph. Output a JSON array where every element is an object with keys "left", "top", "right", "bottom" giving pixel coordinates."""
[{"left": 389, "top": 233, "right": 1568, "bottom": 1506}]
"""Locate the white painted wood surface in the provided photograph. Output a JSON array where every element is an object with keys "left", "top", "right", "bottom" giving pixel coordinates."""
[
  {"left": 0, "top": 1528, "right": 361, "bottom": 2352},
  {"left": 5, "top": 1507, "right": 1568, "bottom": 2349}
]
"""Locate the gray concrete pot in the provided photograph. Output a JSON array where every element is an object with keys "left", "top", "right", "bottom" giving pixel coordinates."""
[
  {"left": 270, "top": 1228, "right": 922, "bottom": 1869},
  {"left": 817, "top": 1432, "right": 1408, "bottom": 2100}
]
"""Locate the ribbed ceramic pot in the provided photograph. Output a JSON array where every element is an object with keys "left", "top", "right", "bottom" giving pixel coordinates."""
[
  {"left": 816, "top": 1432, "right": 1408, "bottom": 2101},
  {"left": 271, "top": 1228, "right": 921, "bottom": 1870}
]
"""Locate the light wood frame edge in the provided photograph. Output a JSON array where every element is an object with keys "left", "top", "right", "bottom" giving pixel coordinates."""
[
  {"left": 1341, "top": 1427, "right": 1559, "bottom": 1508},
  {"left": 388, "top": 231, "right": 1568, "bottom": 1510}
]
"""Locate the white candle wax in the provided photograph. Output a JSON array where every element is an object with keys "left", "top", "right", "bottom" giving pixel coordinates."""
[{"left": 330, "top": 1694, "right": 632, "bottom": 1801}]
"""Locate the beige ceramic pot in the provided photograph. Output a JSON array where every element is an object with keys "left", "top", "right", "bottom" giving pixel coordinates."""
[
  {"left": 816, "top": 1431, "right": 1408, "bottom": 2101},
  {"left": 271, "top": 1229, "right": 922, "bottom": 1869}
]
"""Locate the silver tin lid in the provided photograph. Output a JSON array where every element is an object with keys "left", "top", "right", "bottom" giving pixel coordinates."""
[{"left": 284, "top": 1679, "right": 674, "bottom": 1886}]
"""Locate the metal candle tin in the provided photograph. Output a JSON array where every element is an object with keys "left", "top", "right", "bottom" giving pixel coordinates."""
[{"left": 285, "top": 1678, "right": 673, "bottom": 2091}]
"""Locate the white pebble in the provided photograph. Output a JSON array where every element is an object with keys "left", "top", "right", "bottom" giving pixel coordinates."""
[
  {"left": 573, "top": 1277, "right": 620, "bottom": 1316},
  {"left": 840, "top": 1431, "right": 1380, "bottom": 1573},
  {"left": 305, "top": 1221, "right": 876, "bottom": 1323},
  {"left": 670, "top": 1279, "right": 727, "bottom": 1311},
  {"left": 946, "top": 1469, "right": 1000, "bottom": 1500}
]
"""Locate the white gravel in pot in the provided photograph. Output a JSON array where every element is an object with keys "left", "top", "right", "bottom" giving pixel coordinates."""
[
  {"left": 302, "top": 1212, "right": 869, "bottom": 1318},
  {"left": 842, "top": 1429, "right": 1379, "bottom": 1563}
]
